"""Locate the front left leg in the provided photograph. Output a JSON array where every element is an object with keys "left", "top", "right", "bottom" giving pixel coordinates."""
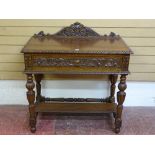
[
  {"left": 115, "top": 75, "right": 127, "bottom": 133},
  {"left": 26, "top": 74, "right": 36, "bottom": 133}
]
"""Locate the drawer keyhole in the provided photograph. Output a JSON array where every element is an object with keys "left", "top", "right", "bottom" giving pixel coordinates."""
[{"left": 75, "top": 59, "right": 80, "bottom": 63}]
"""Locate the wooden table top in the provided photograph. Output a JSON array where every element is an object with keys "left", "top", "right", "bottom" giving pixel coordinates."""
[
  {"left": 22, "top": 35, "right": 132, "bottom": 54},
  {"left": 22, "top": 22, "right": 132, "bottom": 55}
]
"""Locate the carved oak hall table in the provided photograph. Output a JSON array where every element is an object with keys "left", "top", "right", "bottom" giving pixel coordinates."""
[{"left": 21, "top": 22, "right": 132, "bottom": 133}]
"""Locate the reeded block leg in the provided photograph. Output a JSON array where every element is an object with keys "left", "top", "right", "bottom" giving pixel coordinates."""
[
  {"left": 115, "top": 75, "right": 127, "bottom": 133},
  {"left": 34, "top": 74, "right": 43, "bottom": 103},
  {"left": 26, "top": 74, "right": 36, "bottom": 133},
  {"left": 109, "top": 75, "right": 118, "bottom": 118}
]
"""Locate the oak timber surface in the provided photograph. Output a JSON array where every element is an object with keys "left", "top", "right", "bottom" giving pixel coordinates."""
[
  {"left": 0, "top": 19, "right": 155, "bottom": 81},
  {"left": 22, "top": 36, "right": 131, "bottom": 54}
]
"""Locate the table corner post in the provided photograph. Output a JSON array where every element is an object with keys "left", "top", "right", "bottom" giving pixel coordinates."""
[
  {"left": 115, "top": 74, "right": 127, "bottom": 133},
  {"left": 26, "top": 73, "right": 36, "bottom": 133}
]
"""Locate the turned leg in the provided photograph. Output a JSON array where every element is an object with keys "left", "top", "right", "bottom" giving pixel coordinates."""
[
  {"left": 109, "top": 75, "right": 118, "bottom": 118},
  {"left": 26, "top": 74, "right": 36, "bottom": 133},
  {"left": 115, "top": 75, "right": 127, "bottom": 133},
  {"left": 34, "top": 74, "right": 43, "bottom": 103}
]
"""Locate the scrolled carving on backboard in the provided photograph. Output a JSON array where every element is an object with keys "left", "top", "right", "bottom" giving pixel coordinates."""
[
  {"left": 54, "top": 22, "right": 100, "bottom": 37},
  {"left": 33, "top": 22, "right": 120, "bottom": 41},
  {"left": 33, "top": 57, "right": 121, "bottom": 68},
  {"left": 34, "top": 31, "right": 50, "bottom": 39},
  {"left": 34, "top": 31, "right": 45, "bottom": 37}
]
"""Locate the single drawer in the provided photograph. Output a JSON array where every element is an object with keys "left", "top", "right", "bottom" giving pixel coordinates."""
[{"left": 24, "top": 53, "right": 129, "bottom": 74}]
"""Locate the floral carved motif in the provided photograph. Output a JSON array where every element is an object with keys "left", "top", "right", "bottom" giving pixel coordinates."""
[
  {"left": 55, "top": 22, "right": 100, "bottom": 37},
  {"left": 34, "top": 22, "right": 101, "bottom": 37},
  {"left": 33, "top": 22, "right": 120, "bottom": 41},
  {"left": 33, "top": 57, "right": 120, "bottom": 68}
]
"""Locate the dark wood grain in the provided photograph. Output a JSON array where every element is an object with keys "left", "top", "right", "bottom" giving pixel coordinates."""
[
  {"left": 26, "top": 74, "right": 36, "bottom": 133},
  {"left": 40, "top": 97, "right": 110, "bottom": 103},
  {"left": 24, "top": 53, "right": 130, "bottom": 74},
  {"left": 115, "top": 75, "right": 127, "bottom": 133},
  {"left": 109, "top": 75, "right": 118, "bottom": 119},
  {"left": 22, "top": 22, "right": 132, "bottom": 133},
  {"left": 35, "top": 102, "right": 117, "bottom": 113},
  {"left": 22, "top": 22, "right": 132, "bottom": 54},
  {"left": 109, "top": 75, "right": 118, "bottom": 103}
]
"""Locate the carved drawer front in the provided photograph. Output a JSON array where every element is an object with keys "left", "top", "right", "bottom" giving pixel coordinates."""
[{"left": 24, "top": 54, "right": 129, "bottom": 74}]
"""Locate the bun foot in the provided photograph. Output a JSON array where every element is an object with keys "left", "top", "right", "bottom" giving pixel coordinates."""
[
  {"left": 29, "top": 119, "right": 36, "bottom": 133},
  {"left": 31, "top": 127, "right": 36, "bottom": 133},
  {"left": 115, "top": 128, "right": 120, "bottom": 134}
]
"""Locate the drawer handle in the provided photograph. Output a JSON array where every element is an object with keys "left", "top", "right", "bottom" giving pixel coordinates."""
[{"left": 75, "top": 59, "right": 80, "bottom": 63}]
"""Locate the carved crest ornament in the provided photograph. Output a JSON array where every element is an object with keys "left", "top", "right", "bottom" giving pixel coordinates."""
[
  {"left": 34, "top": 22, "right": 120, "bottom": 40},
  {"left": 28, "top": 22, "right": 134, "bottom": 55},
  {"left": 55, "top": 22, "right": 100, "bottom": 37}
]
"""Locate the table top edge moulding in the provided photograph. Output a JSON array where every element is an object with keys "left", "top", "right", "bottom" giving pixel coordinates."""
[
  {"left": 22, "top": 22, "right": 132, "bottom": 134},
  {"left": 21, "top": 22, "right": 133, "bottom": 55}
]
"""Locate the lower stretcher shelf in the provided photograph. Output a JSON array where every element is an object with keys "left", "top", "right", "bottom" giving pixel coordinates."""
[{"left": 35, "top": 102, "right": 117, "bottom": 113}]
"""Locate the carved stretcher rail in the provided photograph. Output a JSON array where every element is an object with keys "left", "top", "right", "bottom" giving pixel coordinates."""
[{"left": 39, "top": 97, "right": 111, "bottom": 103}]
